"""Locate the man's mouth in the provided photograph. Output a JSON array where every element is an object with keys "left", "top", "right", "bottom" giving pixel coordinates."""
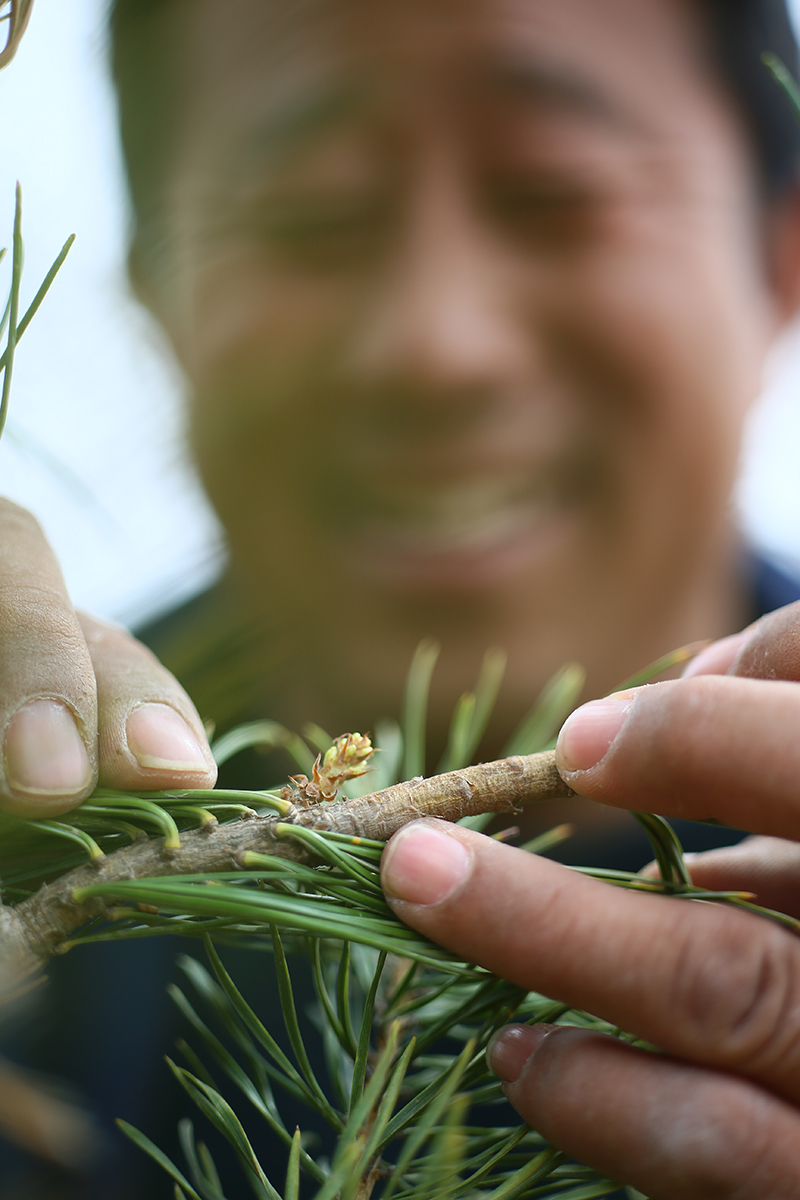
[
  {"left": 365, "top": 476, "right": 565, "bottom": 543},
  {"left": 321, "top": 468, "right": 591, "bottom": 592}
]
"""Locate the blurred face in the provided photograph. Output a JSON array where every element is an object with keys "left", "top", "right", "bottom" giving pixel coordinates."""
[{"left": 148, "top": 0, "right": 784, "bottom": 737}]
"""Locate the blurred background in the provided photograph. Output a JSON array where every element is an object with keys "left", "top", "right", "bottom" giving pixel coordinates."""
[{"left": 1, "top": 0, "right": 800, "bottom": 631}]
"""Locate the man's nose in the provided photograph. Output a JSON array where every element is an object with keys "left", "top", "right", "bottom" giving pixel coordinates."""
[{"left": 344, "top": 162, "right": 533, "bottom": 392}]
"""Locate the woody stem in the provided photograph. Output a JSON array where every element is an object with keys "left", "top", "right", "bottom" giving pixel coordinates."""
[{"left": 0, "top": 750, "right": 571, "bottom": 978}]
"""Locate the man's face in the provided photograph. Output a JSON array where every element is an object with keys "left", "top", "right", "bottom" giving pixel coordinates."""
[{"left": 150, "top": 0, "right": 784, "bottom": 734}]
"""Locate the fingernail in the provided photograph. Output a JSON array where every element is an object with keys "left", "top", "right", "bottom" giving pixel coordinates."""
[
  {"left": 487, "top": 1024, "right": 555, "bottom": 1082},
  {"left": 556, "top": 692, "right": 634, "bottom": 774},
  {"left": 381, "top": 820, "right": 471, "bottom": 905},
  {"left": 5, "top": 700, "right": 92, "bottom": 798},
  {"left": 126, "top": 704, "right": 208, "bottom": 772}
]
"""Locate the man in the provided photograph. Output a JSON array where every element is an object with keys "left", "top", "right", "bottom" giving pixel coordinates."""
[{"left": 2, "top": 0, "right": 800, "bottom": 1194}]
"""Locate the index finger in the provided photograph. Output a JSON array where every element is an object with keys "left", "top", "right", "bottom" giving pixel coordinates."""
[
  {"left": 0, "top": 499, "right": 97, "bottom": 812},
  {"left": 381, "top": 820, "right": 800, "bottom": 1105},
  {"left": 554, "top": 673, "right": 800, "bottom": 840}
]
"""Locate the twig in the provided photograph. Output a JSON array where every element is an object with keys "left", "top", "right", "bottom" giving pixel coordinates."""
[{"left": 0, "top": 751, "right": 571, "bottom": 977}]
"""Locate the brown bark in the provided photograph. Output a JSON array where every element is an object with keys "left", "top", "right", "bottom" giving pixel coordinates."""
[{"left": 0, "top": 750, "right": 571, "bottom": 978}]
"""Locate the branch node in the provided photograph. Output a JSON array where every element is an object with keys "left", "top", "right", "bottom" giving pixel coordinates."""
[{"left": 456, "top": 775, "right": 475, "bottom": 802}]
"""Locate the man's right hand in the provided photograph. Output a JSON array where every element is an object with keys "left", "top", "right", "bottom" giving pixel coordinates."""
[{"left": 0, "top": 498, "right": 217, "bottom": 816}]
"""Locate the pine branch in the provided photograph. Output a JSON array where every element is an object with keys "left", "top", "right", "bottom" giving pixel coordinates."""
[{"left": 0, "top": 751, "right": 571, "bottom": 978}]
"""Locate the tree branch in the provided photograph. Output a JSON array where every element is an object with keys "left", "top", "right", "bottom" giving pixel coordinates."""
[{"left": 0, "top": 750, "right": 571, "bottom": 979}]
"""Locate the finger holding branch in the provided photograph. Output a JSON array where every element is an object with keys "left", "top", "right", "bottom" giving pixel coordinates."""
[
  {"left": 554, "top": 674, "right": 800, "bottom": 838},
  {"left": 380, "top": 821, "right": 800, "bottom": 1195},
  {"left": 492, "top": 1025, "right": 800, "bottom": 1200},
  {"left": 646, "top": 835, "right": 800, "bottom": 919},
  {"left": 381, "top": 822, "right": 800, "bottom": 1103},
  {"left": 0, "top": 499, "right": 98, "bottom": 814},
  {"left": 553, "top": 598, "right": 800, "bottom": 838},
  {"left": 0, "top": 499, "right": 216, "bottom": 817}
]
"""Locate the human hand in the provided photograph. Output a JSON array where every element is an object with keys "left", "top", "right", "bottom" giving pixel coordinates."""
[
  {"left": 0, "top": 499, "right": 216, "bottom": 816},
  {"left": 379, "top": 600, "right": 800, "bottom": 1198}
]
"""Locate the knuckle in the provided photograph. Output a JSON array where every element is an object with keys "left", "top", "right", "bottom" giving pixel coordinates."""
[
  {"left": 683, "top": 1086, "right": 779, "bottom": 1200},
  {"left": 0, "top": 582, "right": 81, "bottom": 648},
  {"left": 613, "top": 681, "right": 713, "bottom": 801},
  {"left": 0, "top": 579, "right": 71, "bottom": 624},
  {"left": 673, "top": 912, "right": 800, "bottom": 1074},
  {"left": 733, "top": 602, "right": 800, "bottom": 683},
  {"left": 0, "top": 588, "right": 96, "bottom": 707}
]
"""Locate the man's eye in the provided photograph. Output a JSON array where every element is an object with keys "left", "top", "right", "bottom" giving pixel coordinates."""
[
  {"left": 252, "top": 195, "right": 391, "bottom": 268},
  {"left": 484, "top": 179, "right": 597, "bottom": 249}
]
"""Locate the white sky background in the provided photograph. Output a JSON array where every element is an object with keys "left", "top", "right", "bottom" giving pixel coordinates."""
[
  {"left": 1, "top": 0, "right": 800, "bottom": 629},
  {"left": 0, "top": 0, "right": 226, "bottom": 628}
]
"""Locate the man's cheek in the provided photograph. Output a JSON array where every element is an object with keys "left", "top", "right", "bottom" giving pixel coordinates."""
[{"left": 185, "top": 248, "right": 355, "bottom": 374}]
